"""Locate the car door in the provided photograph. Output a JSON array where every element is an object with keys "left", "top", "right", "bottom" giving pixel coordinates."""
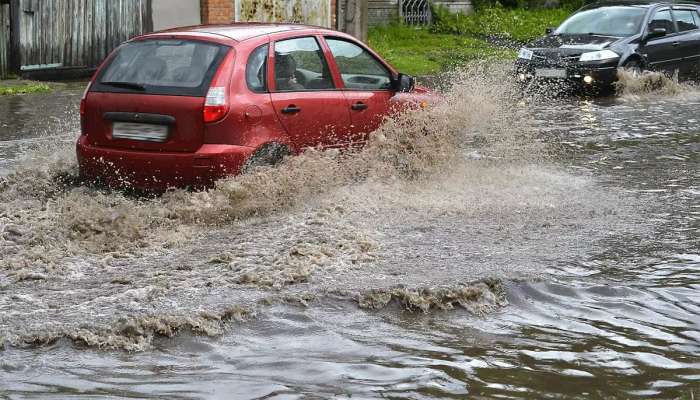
[
  {"left": 323, "top": 36, "right": 395, "bottom": 144},
  {"left": 671, "top": 7, "right": 700, "bottom": 77},
  {"left": 269, "top": 36, "right": 352, "bottom": 149},
  {"left": 643, "top": 8, "right": 682, "bottom": 75}
]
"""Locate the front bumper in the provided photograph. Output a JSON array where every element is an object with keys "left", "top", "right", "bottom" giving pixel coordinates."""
[
  {"left": 515, "top": 58, "right": 619, "bottom": 90},
  {"left": 76, "top": 135, "right": 256, "bottom": 191}
]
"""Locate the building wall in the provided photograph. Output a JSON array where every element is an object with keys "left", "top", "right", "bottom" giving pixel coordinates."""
[
  {"left": 368, "top": 0, "right": 398, "bottom": 26},
  {"left": 201, "top": 0, "right": 234, "bottom": 23},
  {"left": 433, "top": 0, "right": 472, "bottom": 14},
  {"left": 152, "top": 0, "right": 201, "bottom": 31},
  {"left": 200, "top": 0, "right": 333, "bottom": 27},
  {"left": 366, "top": 0, "right": 472, "bottom": 26}
]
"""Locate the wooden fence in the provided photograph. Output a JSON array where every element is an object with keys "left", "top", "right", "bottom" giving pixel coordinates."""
[
  {"left": 0, "top": 3, "right": 9, "bottom": 79},
  {"left": 14, "top": 0, "right": 152, "bottom": 74}
]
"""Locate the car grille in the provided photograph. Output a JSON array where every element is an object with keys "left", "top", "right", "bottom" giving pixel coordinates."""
[{"left": 530, "top": 52, "right": 581, "bottom": 68}]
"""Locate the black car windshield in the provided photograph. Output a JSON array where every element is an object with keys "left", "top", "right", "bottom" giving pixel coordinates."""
[
  {"left": 92, "top": 39, "right": 229, "bottom": 97},
  {"left": 555, "top": 6, "right": 647, "bottom": 37}
]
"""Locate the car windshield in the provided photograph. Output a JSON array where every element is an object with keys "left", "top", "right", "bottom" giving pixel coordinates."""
[
  {"left": 93, "top": 39, "right": 229, "bottom": 97},
  {"left": 555, "top": 6, "right": 647, "bottom": 37}
]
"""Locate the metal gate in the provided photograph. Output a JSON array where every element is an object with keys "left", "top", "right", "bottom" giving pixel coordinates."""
[
  {"left": 0, "top": 3, "right": 9, "bottom": 79},
  {"left": 400, "top": 0, "right": 431, "bottom": 25},
  {"left": 234, "top": 0, "right": 332, "bottom": 28}
]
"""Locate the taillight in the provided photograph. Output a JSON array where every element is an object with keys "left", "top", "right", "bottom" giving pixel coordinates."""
[
  {"left": 203, "top": 48, "right": 234, "bottom": 124},
  {"left": 203, "top": 87, "right": 228, "bottom": 123},
  {"left": 80, "top": 81, "right": 92, "bottom": 116}
]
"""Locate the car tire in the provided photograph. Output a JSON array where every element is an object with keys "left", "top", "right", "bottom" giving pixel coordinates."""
[
  {"left": 242, "top": 142, "right": 290, "bottom": 174},
  {"left": 622, "top": 59, "right": 644, "bottom": 77}
]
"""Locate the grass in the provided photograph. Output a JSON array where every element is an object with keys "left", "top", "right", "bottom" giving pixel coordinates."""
[
  {"left": 431, "top": 6, "right": 572, "bottom": 43},
  {"left": 368, "top": 7, "right": 571, "bottom": 76},
  {"left": 0, "top": 82, "right": 52, "bottom": 96},
  {"left": 368, "top": 24, "right": 514, "bottom": 76}
]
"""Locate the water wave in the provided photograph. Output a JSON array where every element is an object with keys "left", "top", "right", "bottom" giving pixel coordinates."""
[{"left": 0, "top": 64, "right": 649, "bottom": 350}]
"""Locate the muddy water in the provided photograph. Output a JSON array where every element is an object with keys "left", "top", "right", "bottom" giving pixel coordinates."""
[{"left": 0, "top": 71, "right": 698, "bottom": 398}]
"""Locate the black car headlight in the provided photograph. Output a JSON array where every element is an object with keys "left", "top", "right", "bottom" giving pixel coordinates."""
[{"left": 579, "top": 50, "right": 619, "bottom": 62}]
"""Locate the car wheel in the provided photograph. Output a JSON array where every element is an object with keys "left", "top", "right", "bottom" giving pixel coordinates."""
[
  {"left": 242, "top": 143, "right": 290, "bottom": 174},
  {"left": 622, "top": 59, "right": 644, "bottom": 77}
]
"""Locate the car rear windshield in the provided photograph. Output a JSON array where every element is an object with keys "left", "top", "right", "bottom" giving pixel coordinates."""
[
  {"left": 556, "top": 6, "right": 647, "bottom": 37},
  {"left": 91, "top": 39, "right": 230, "bottom": 97}
]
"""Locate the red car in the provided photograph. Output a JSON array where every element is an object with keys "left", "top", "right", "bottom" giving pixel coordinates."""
[{"left": 77, "top": 23, "right": 429, "bottom": 191}]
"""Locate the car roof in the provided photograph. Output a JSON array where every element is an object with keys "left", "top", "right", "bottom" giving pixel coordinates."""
[
  {"left": 585, "top": 0, "right": 699, "bottom": 8},
  {"left": 154, "top": 23, "right": 333, "bottom": 42}
]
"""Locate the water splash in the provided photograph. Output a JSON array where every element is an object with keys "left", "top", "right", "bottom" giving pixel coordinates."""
[
  {"left": 0, "top": 64, "right": 648, "bottom": 349},
  {"left": 615, "top": 68, "right": 687, "bottom": 98}
]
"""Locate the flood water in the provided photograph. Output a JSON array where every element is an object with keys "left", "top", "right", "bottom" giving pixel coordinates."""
[{"left": 0, "top": 72, "right": 698, "bottom": 399}]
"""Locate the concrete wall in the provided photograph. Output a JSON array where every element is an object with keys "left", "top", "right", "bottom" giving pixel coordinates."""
[
  {"left": 152, "top": 0, "right": 201, "bottom": 31},
  {"left": 235, "top": 0, "right": 332, "bottom": 28},
  {"left": 367, "top": 0, "right": 398, "bottom": 26},
  {"left": 434, "top": 0, "right": 472, "bottom": 14}
]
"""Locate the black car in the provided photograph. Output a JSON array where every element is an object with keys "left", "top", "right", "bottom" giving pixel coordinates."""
[{"left": 515, "top": 1, "right": 700, "bottom": 91}]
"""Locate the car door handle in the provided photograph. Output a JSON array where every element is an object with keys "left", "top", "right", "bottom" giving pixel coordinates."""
[
  {"left": 673, "top": 41, "right": 680, "bottom": 46},
  {"left": 281, "top": 105, "right": 301, "bottom": 114},
  {"left": 351, "top": 102, "right": 368, "bottom": 111}
]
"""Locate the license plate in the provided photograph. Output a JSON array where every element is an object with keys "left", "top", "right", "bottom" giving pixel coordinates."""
[
  {"left": 112, "top": 122, "right": 169, "bottom": 142},
  {"left": 535, "top": 68, "right": 567, "bottom": 79}
]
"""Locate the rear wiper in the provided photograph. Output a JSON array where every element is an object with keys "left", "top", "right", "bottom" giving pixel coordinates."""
[{"left": 100, "top": 81, "right": 146, "bottom": 91}]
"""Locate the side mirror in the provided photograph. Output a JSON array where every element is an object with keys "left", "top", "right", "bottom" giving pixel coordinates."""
[
  {"left": 545, "top": 27, "right": 555, "bottom": 35},
  {"left": 392, "top": 73, "right": 415, "bottom": 93},
  {"left": 645, "top": 27, "right": 667, "bottom": 41}
]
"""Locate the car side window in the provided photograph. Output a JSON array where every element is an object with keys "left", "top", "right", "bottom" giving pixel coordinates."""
[
  {"left": 673, "top": 9, "right": 699, "bottom": 32},
  {"left": 325, "top": 38, "right": 392, "bottom": 91},
  {"left": 649, "top": 9, "right": 677, "bottom": 34},
  {"left": 273, "top": 37, "right": 334, "bottom": 92},
  {"left": 246, "top": 44, "right": 268, "bottom": 93}
]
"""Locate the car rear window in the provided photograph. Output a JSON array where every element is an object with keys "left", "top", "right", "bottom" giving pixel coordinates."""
[{"left": 91, "top": 39, "right": 230, "bottom": 97}]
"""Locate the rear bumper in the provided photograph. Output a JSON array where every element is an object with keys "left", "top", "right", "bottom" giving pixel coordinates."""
[{"left": 76, "top": 135, "right": 255, "bottom": 191}]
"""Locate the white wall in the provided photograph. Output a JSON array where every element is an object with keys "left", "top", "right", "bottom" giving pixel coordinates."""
[{"left": 152, "top": 0, "right": 201, "bottom": 31}]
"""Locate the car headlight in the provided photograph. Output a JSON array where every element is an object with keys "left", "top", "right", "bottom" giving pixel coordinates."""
[
  {"left": 579, "top": 50, "right": 619, "bottom": 62},
  {"left": 518, "top": 48, "right": 533, "bottom": 60}
]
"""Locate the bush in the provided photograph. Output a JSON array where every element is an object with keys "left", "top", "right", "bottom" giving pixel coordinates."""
[
  {"left": 431, "top": 4, "right": 572, "bottom": 43},
  {"left": 468, "top": 0, "right": 592, "bottom": 10}
]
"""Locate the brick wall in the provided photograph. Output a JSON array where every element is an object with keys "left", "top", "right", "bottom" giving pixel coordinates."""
[{"left": 201, "top": 0, "right": 234, "bottom": 24}]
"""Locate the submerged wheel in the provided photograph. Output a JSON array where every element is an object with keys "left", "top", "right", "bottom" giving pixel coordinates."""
[
  {"left": 622, "top": 59, "right": 644, "bottom": 77},
  {"left": 242, "top": 143, "right": 290, "bottom": 173}
]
